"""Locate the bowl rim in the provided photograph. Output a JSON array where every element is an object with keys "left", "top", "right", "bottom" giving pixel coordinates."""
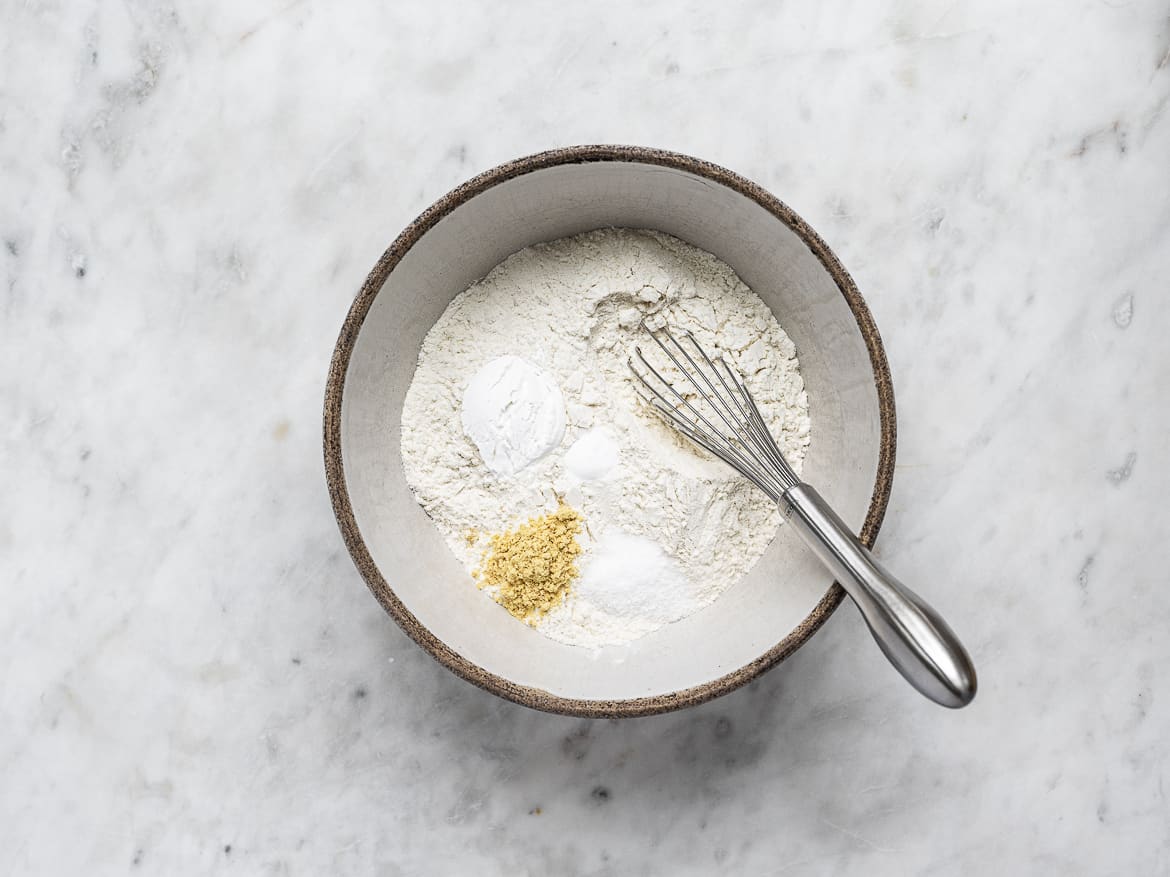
[{"left": 323, "top": 144, "right": 896, "bottom": 718}]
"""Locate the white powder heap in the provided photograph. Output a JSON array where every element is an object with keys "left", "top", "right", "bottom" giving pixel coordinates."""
[
  {"left": 563, "top": 426, "right": 620, "bottom": 481},
  {"left": 573, "top": 530, "right": 701, "bottom": 641},
  {"left": 460, "top": 355, "right": 565, "bottom": 476},
  {"left": 400, "top": 228, "right": 810, "bottom": 648}
]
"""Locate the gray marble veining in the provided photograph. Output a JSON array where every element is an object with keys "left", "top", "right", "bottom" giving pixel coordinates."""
[{"left": 2, "top": 0, "right": 1169, "bottom": 873}]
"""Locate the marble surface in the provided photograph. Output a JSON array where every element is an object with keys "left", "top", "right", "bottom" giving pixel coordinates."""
[{"left": 3, "top": 0, "right": 1168, "bottom": 873}]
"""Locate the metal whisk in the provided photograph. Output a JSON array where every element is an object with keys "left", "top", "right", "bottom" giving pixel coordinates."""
[{"left": 630, "top": 323, "right": 977, "bottom": 708}]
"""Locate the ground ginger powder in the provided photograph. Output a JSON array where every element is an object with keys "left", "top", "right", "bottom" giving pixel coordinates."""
[{"left": 473, "top": 503, "right": 583, "bottom": 623}]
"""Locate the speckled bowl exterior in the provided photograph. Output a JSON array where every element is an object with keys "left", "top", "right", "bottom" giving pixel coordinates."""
[{"left": 323, "top": 145, "right": 896, "bottom": 718}]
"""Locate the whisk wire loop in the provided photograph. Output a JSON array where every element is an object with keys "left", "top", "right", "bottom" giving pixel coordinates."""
[
  {"left": 631, "top": 348, "right": 780, "bottom": 497},
  {"left": 629, "top": 322, "right": 800, "bottom": 501}
]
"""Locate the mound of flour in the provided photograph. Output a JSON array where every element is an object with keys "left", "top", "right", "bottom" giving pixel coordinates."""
[{"left": 400, "top": 228, "right": 810, "bottom": 648}]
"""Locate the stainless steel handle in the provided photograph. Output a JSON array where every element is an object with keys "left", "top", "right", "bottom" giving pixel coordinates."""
[{"left": 780, "top": 484, "right": 977, "bottom": 708}]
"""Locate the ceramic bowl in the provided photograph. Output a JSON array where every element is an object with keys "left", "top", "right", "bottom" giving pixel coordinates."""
[{"left": 324, "top": 145, "right": 895, "bottom": 717}]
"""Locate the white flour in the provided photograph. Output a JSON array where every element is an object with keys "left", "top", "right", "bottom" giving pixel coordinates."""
[{"left": 400, "top": 228, "right": 810, "bottom": 648}]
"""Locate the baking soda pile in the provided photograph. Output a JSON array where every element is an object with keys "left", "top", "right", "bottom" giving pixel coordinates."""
[{"left": 400, "top": 228, "right": 810, "bottom": 648}]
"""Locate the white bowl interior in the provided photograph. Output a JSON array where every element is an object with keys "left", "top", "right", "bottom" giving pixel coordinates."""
[{"left": 341, "top": 161, "right": 882, "bottom": 701}]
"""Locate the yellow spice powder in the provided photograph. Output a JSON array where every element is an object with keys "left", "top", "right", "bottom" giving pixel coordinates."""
[{"left": 473, "top": 503, "right": 583, "bottom": 624}]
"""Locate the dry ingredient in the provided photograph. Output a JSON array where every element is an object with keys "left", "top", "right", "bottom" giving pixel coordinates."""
[
  {"left": 562, "top": 427, "right": 620, "bottom": 481},
  {"left": 473, "top": 502, "right": 584, "bottom": 623},
  {"left": 460, "top": 354, "right": 566, "bottom": 476},
  {"left": 573, "top": 530, "right": 701, "bottom": 636},
  {"left": 400, "top": 228, "right": 810, "bottom": 648}
]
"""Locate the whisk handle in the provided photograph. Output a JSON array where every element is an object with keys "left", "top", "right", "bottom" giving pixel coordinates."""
[{"left": 780, "top": 484, "right": 977, "bottom": 708}]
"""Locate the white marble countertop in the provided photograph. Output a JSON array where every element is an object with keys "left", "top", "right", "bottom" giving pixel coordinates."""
[{"left": 4, "top": 1, "right": 1168, "bottom": 873}]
